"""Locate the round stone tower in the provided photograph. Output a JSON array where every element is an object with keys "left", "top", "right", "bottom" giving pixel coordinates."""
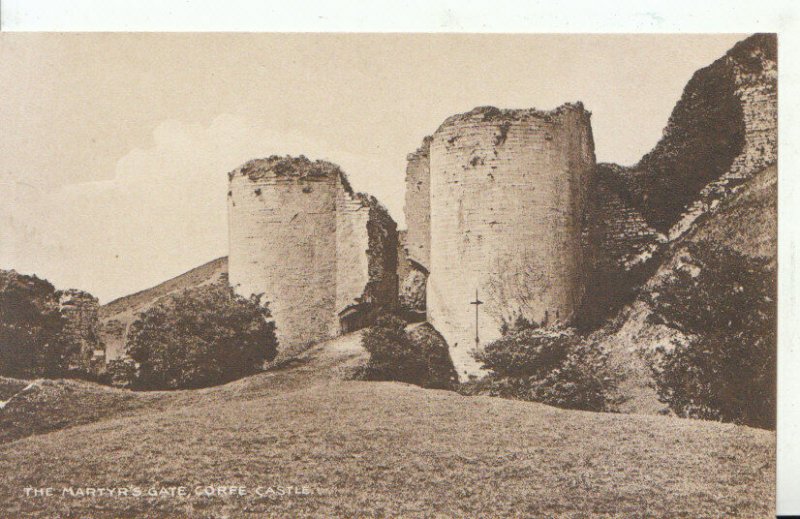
[
  {"left": 427, "top": 104, "right": 596, "bottom": 378},
  {"left": 227, "top": 156, "right": 342, "bottom": 349}
]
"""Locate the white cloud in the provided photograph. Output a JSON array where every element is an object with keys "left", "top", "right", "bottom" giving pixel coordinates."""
[{"left": 0, "top": 114, "right": 398, "bottom": 302}]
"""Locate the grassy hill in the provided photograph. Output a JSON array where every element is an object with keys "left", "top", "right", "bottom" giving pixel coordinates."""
[
  {"left": 595, "top": 164, "right": 777, "bottom": 415},
  {"left": 98, "top": 257, "right": 228, "bottom": 360},
  {"left": 0, "top": 332, "right": 775, "bottom": 518}
]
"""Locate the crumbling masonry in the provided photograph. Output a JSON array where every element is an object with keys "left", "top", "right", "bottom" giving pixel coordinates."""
[
  {"left": 227, "top": 156, "right": 398, "bottom": 350},
  {"left": 404, "top": 104, "right": 596, "bottom": 377}
]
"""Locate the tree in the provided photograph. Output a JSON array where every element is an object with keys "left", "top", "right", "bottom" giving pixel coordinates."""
[
  {"left": 0, "top": 271, "right": 74, "bottom": 378},
  {"left": 126, "top": 283, "right": 278, "bottom": 390},
  {"left": 646, "top": 243, "right": 776, "bottom": 429},
  {"left": 471, "top": 328, "right": 624, "bottom": 412}
]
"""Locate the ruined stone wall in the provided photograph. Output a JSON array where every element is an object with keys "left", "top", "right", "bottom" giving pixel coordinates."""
[
  {"left": 397, "top": 230, "right": 427, "bottom": 319},
  {"left": 624, "top": 33, "right": 777, "bottom": 233},
  {"left": 57, "top": 289, "right": 102, "bottom": 367},
  {"left": 335, "top": 190, "right": 398, "bottom": 318},
  {"left": 404, "top": 136, "right": 432, "bottom": 270},
  {"left": 396, "top": 230, "right": 411, "bottom": 289},
  {"left": 427, "top": 104, "right": 595, "bottom": 377},
  {"left": 228, "top": 157, "right": 340, "bottom": 349},
  {"left": 228, "top": 156, "right": 398, "bottom": 350},
  {"left": 588, "top": 164, "right": 662, "bottom": 273},
  {"left": 98, "top": 318, "right": 126, "bottom": 362},
  {"left": 335, "top": 189, "right": 372, "bottom": 317},
  {"left": 578, "top": 164, "right": 663, "bottom": 326},
  {"left": 362, "top": 196, "right": 399, "bottom": 315}
]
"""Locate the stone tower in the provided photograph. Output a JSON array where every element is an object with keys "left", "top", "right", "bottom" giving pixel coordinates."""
[
  {"left": 227, "top": 156, "right": 398, "bottom": 350},
  {"left": 404, "top": 136, "right": 432, "bottom": 270},
  {"left": 425, "top": 104, "right": 596, "bottom": 378}
]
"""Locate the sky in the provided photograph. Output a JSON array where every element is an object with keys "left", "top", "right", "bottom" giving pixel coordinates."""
[{"left": 0, "top": 33, "right": 745, "bottom": 302}]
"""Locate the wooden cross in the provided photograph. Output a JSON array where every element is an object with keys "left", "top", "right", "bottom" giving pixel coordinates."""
[{"left": 470, "top": 288, "right": 483, "bottom": 348}]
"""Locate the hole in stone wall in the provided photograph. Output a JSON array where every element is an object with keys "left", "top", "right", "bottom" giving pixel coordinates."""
[{"left": 494, "top": 122, "right": 512, "bottom": 146}]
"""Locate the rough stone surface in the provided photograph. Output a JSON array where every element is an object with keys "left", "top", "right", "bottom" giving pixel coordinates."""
[
  {"left": 586, "top": 164, "right": 663, "bottom": 273},
  {"left": 620, "top": 33, "right": 777, "bottom": 234},
  {"left": 404, "top": 136, "right": 432, "bottom": 270},
  {"left": 98, "top": 318, "right": 126, "bottom": 362},
  {"left": 396, "top": 230, "right": 411, "bottom": 290},
  {"left": 396, "top": 230, "right": 427, "bottom": 320},
  {"left": 580, "top": 163, "right": 664, "bottom": 326},
  {"left": 57, "top": 289, "right": 103, "bottom": 369},
  {"left": 399, "top": 268, "right": 427, "bottom": 316},
  {"left": 228, "top": 156, "right": 398, "bottom": 351},
  {"left": 426, "top": 104, "right": 596, "bottom": 377},
  {"left": 362, "top": 196, "right": 399, "bottom": 317},
  {"left": 589, "top": 35, "right": 779, "bottom": 415}
]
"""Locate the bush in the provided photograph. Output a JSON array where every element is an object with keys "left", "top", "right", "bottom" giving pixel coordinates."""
[
  {"left": 126, "top": 283, "right": 278, "bottom": 390},
  {"left": 646, "top": 243, "right": 776, "bottom": 429},
  {"left": 0, "top": 271, "right": 74, "bottom": 379},
  {"left": 470, "top": 328, "right": 624, "bottom": 412},
  {"left": 107, "top": 359, "right": 138, "bottom": 389},
  {"left": 357, "top": 316, "right": 458, "bottom": 389}
]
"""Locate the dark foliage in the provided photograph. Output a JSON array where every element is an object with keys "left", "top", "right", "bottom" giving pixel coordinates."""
[
  {"left": 646, "top": 243, "right": 776, "bottom": 429},
  {"left": 357, "top": 316, "right": 458, "bottom": 390},
  {"left": 107, "top": 359, "right": 138, "bottom": 389},
  {"left": 126, "top": 283, "right": 278, "bottom": 390},
  {"left": 631, "top": 64, "right": 746, "bottom": 232},
  {"left": 499, "top": 315, "right": 540, "bottom": 336},
  {"left": 0, "top": 271, "right": 74, "bottom": 378},
  {"left": 469, "top": 329, "right": 625, "bottom": 412}
]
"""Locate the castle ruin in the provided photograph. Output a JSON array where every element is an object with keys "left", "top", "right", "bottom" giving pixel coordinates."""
[
  {"left": 227, "top": 156, "right": 398, "bottom": 350},
  {"left": 58, "top": 289, "right": 104, "bottom": 370},
  {"left": 405, "top": 104, "right": 596, "bottom": 377}
]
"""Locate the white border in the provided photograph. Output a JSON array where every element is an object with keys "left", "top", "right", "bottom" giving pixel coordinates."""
[
  {"left": 0, "top": 0, "right": 794, "bottom": 33},
  {"left": 2, "top": 0, "right": 798, "bottom": 515}
]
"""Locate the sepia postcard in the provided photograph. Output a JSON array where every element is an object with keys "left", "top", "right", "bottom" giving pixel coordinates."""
[{"left": 0, "top": 30, "right": 780, "bottom": 517}]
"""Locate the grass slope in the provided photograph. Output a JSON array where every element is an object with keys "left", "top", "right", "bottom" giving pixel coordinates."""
[
  {"left": 0, "top": 332, "right": 367, "bottom": 446},
  {"left": 0, "top": 333, "right": 775, "bottom": 518}
]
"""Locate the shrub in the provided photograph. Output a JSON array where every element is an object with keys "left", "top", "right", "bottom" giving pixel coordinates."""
[
  {"left": 0, "top": 271, "right": 74, "bottom": 378},
  {"left": 357, "top": 316, "right": 458, "bottom": 389},
  {"left": 126, "top": 283, "right": 278, "bottom": 390},
  {"left": 406, "top": 323, "right": 460, "bottom": 389},
  {"left": 470, "top": 328, "right": 624, "bottom": 412},
  {"left": 646, "top": 243, "right": 776, "bottom": 429},
  {"left": 499, "top": 315, "right": 540, "bottom": 336},
  {"left": 107, "top": 359, "right": 138, "bottom": 389}
]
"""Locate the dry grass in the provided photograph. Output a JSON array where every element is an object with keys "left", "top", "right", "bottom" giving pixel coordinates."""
[{"left": 0, "top": 332, "right": 775, "bottom": 518}]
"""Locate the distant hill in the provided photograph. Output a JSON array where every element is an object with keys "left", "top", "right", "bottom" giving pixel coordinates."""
[{"left": 98, "top": 256, "right": 228, "bottom": 360}]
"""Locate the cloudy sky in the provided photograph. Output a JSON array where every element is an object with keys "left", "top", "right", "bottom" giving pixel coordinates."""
[{"left": 0, "top": 33, "right": 744, "bottom": 302}]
